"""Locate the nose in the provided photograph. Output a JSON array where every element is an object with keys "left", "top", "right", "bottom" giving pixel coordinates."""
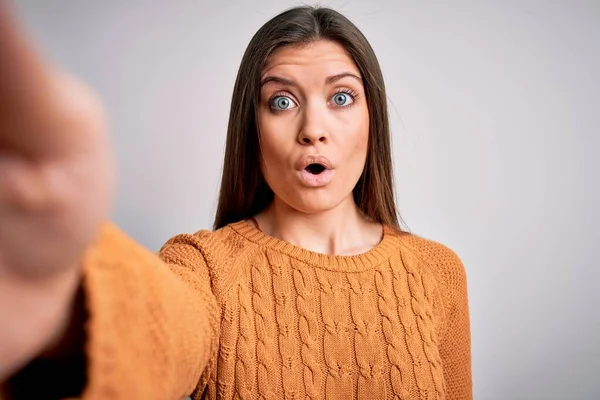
[{"left": 297, "top": 102, "right": 328, "bottom": 145}]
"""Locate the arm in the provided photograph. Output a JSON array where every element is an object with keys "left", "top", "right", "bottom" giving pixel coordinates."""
[
  {"left": 2, "top": 223, "right": 220, "bottom": 400},
  {"left": 438, "top": 252, "right": 472, "bottom": 400},
  {"left": 81, "top": 223, "right": 220, "bottom": 399},
  {"left": 401, "top": 235, "right": 473, "bottom": 400}
]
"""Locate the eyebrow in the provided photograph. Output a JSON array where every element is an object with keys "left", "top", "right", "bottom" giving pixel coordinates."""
[
  {"left": 326, "top": 72, "right": 362, "bottom": 84},
  {"left": 260, "top": 72, "right": 363, "bottom": 88}
]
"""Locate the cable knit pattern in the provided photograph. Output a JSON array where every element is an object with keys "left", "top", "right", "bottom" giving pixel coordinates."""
[
  {"left": 291, "top": 260, "right": 323, "bottom": 399},
  {"left": 251, "top": 254, "right": 280, "bottom": 398},
  {"left": 78, "top": 221, "right": 471, "bottom": 399},
  {"left": 235, "top": 280, "right": 256, "bottom": 398},
  {"left": 215, "top": 291, "right": 237, "bottom": 400},
  {"left": 267, "top": 249, "right": 302, "bottom": 399},
  {"left": 389, "top": 251, "right": 431, "bottom": 400},
  {"left": 375, "top": 261, "right": 412, "bottom": 399},
  {"left": 347, "top": 272, "right": 387, "bottom": 398},
  {"left": 402, "top": 250, "right": 444, "bottom": 399},
  {"left": 315, "top": 271, "right": 354, "bottom": 399}
]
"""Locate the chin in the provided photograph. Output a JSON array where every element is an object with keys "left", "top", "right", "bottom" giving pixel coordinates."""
[{"left": 278, "top": 188, "right": 352, "bottom": 214}]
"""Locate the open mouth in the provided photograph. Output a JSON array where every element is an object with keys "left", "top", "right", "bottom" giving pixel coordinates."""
[
  {"left": 305, "top": 163, "right": 326, "bottom": 175},
  {"left": 297, "top": 157, "right": 334, "bottom": 186}
]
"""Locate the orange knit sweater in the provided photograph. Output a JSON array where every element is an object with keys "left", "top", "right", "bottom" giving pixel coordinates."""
[{"left": 78, "top": 221, "right": 471, "bottom": 400}]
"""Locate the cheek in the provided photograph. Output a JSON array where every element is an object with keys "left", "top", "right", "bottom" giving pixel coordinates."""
[
  {"left": 260, "top": 145, "right": 286, "bottom": 184},
  {"left": 257, "top": 113, "right": 291, "bottom": 179},
  {"left": 344, "top": 110, "right": 370, "bottom": 169},
  {"left": 356, "top": 125, "right": 369, "bottom": 154},
  {"left": 260, "top": 137, "right": 299, "bottom": 204}
]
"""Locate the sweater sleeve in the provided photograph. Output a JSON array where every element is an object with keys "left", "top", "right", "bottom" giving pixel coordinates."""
[
  {"left": 437, "top": 248, "right": 472, "bottom": 400},
  {"left": 79, "top": 222, "right": 220, "bottom": 399}
]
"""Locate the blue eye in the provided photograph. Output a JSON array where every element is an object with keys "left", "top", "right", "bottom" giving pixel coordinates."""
[
  {"left": 270, "top": 96, "right": 296, "bottom": 110},
  {"left": 332, "top": 92, "right": 354, "bottom": 106}
]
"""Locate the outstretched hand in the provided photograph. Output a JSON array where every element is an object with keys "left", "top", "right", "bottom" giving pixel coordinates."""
[{"left": 0, "top": 1, "right": 115, "bottom": 380}]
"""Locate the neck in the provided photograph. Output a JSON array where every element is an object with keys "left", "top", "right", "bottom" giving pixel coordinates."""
[{"left": 256, "top": 196, "right": 382, "bottom": 256}]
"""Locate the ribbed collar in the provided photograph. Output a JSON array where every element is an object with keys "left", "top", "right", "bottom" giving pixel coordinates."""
[{"left": 228, "top": 220, "right": 398, "bottom": 272}]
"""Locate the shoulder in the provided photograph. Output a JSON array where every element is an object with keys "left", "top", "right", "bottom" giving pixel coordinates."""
[
  {"left": 161, "top": 222, "right": 258, "bottom": 292},
  {"left": 389, "top": 231, "right": 470, "bottom": 338},
  {"left": 161, "top": 222, "right": 253, "bottom": 261},
  {"left": 389, "top": 229, "right": 468, "bottom": 293}
]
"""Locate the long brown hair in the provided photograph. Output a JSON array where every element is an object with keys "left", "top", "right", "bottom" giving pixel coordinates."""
[{"left": 213, "top": 6, "right": 403, "bottom": 231}]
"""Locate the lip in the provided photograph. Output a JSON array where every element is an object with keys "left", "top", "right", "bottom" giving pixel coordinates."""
[
  {"left": 295, "top": 155, "right": 334, "bottom": 171},
  {"left": 297, "top": 168, "right": 334, "bottom": 187},
  {"left": 294, "top": 155, "right": 335, "bottom": 187}
]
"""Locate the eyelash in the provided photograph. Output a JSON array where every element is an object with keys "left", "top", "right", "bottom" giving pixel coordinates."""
[
  {"left": 334, "top": 88, "right": 359, "bottom": 99},
  {"left": 333, "top": 88, "right": 360, "bottom": 107},
  {"left": 267, "top": 88, "right": 360, "bottom": 112},
  {"left": 267, "top": 91, "right": 294, "bottom": 111}
]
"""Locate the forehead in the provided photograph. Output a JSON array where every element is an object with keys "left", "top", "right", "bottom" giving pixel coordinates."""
[{"left": 261, "top": 40, "right": 361, "bottom": 79}]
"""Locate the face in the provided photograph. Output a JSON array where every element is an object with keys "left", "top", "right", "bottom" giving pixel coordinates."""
[{"left": 258, "top": 40, "right": 370, "bottom": 214}]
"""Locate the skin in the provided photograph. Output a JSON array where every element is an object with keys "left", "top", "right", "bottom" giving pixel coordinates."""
[{"left": 255, "top": 40, "right": 383, "bottom": 256}]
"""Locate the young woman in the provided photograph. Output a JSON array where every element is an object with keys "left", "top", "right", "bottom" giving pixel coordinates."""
[{"left": 0, "top": 4, "right": 471, "bottom": 400}]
